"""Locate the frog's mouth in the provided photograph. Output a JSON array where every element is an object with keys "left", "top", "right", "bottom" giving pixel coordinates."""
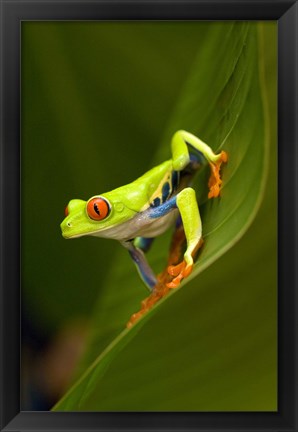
[
  {"left": 60, "top": 219, "right": 89, "bottom": 239},
  {"left": 61, "top": 231, "right": 86, "bottom": 239},
  {"left": 60, "top": 219, "right": 125, "bottom": 240}
]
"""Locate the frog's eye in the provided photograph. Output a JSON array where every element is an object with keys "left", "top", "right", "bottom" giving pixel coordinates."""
[
  {"left": 64, "top": 205, "right": 69, "bottom": 217},
  {"left": 87, "top": 197, "right": 110, "bottom": 221}
]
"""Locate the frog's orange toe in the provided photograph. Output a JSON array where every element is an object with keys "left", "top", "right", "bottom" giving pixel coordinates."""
[
  {"left": 221, "top": 150, "right": 228, "bottom": 163},
  {"left": 166, "top": 261, "right": 193, "bottom": 288},
  {"left": 208, "top": 151, "right": 228, "bottom": 198},
  {"left": 208, "top": 184, "right": 220, "bottom": 199},
  {"left": 167, "top": 261, "right": 185, "bottom": 277}
]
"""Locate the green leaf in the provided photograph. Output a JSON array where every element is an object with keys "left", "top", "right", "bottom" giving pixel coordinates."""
[{"left": 53, "top": 22, "right": 276, "bottom": 411}]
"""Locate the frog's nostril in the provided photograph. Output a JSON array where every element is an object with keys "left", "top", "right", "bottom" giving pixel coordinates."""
[{"left": 67, "top": 222, "right": 72, "bottom": 227}]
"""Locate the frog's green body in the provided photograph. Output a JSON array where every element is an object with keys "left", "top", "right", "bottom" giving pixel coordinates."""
[
  {"left": 61, "top": 130, "right": 227, "bottom": 291},
  {"left": 61, "top": 160, "right": 174, "bottom": 240}
]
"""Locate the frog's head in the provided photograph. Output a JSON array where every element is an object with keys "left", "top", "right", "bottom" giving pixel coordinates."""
[{"left": 60, "top": 195, "right": 135, "bottom": 239}]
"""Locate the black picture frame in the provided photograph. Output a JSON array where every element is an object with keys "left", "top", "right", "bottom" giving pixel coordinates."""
[{"left": 0, "top": 1, "right": 297, "bottom": 431}]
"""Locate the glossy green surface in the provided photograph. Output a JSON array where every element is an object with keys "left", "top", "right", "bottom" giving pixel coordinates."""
[{"left": 22, "top": 21, "right": 277, "bottom": 411}]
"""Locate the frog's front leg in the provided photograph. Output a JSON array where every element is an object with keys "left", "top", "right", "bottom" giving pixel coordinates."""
[
  {"left": 171, "top": 130, "right": 228, "bottom": 198},
  {"left": 166, "top": 187, "right": 203, "bottom": 288},
  {"left": 121, "top": 240, "right": 157, "bottom": 291},
  {"left": 133, "top": 237, "right": 154, "bottom": 253}
]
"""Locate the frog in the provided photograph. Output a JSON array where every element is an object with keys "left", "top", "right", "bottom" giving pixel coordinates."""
[{"left": 61, "top": 130, "right": 228, "bottom": 324}]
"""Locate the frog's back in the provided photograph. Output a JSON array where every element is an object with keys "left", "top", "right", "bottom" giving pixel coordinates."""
[
  {"left": 104, "top": 160, "right": 177, "bottom": 212},
  {"left": 137, "top": 160, "right": 180, "bottom": 210}
]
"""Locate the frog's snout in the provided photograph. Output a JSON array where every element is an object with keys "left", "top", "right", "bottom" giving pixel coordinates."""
[
  {"left": 60, "top": 219, "right": 72, "bottom": 238},
  {"left": 61, "top": 199, "right": 87, "bottom": 239}
]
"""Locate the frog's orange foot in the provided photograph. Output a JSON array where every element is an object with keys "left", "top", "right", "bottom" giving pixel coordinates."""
[
  {"left": 126, "top": 269, "right": 171, "bottom": 328},
  {"left": 126, "top": 296, "right": 155, "bottom": 328},
  {"left": 166, "top": 260, "right": 193, "bottom": 288},
  {"left": 208, "top": 151, "right": 228, "bottom": 199}
]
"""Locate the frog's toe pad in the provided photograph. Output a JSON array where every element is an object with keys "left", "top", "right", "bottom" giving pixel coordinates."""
[
  {"left": 166, "top": 261, "right": 193, "bottom": 288},
  {"left": 167, "top": 261, "right": 185, "bottom": 277},
  {"left": 221, "top": 150, "right": 228, "bottom": 163}
]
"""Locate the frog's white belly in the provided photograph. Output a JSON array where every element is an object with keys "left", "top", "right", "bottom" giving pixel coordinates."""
[{"left": 91, "top": 208, "right": 179, "bottom": 241}]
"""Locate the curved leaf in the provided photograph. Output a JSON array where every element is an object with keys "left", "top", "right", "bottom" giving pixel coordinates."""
[{"left": 53, "top": 22, "right": 276, "bottom": 411}]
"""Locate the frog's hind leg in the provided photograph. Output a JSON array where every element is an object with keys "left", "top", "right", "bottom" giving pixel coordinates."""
[
  {"left": 171, "top": 130, "right": 228, "bottom": 198},
  {"left": 167, "top": 216, "right": 186, "bottom": 268},
  {"left": 151, "top": 220, "right": 187, "bottom": 296},
  {"left": 159, "top": 217, "right": 185, "bottom": 282}
]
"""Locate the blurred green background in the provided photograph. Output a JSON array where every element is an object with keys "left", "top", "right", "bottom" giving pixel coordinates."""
[{"left": 21, "top": 21, "right": 277, "bottom": 411}]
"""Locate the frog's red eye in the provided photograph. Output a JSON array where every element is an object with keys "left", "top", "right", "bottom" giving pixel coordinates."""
[
  {"left": 65, "top": 205, "right": 69, "bottom": 217},
  {"left": 87, "top": 197, "right": 110, "bottom": 221}
]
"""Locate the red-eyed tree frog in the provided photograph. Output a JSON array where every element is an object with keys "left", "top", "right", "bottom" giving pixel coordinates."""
[{"left": 61, "top": 130, "right": 227, "bottom": 325}]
